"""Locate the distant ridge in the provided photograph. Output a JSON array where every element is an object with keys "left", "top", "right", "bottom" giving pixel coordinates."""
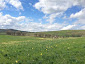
[
  {"left": 0, "top": 29, "right": 85, "bottom": 33},
  {"left": 0, "top": 29, "right": 27, "bottom": 34},
  {"left": 0, "top": 29, "right": 85, "bottom": 37},
  {"left": 0, "top": 29, "right": 19, "bottom": 33}
]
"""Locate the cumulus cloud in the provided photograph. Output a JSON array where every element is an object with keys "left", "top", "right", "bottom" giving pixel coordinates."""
[
  {"left": 6, "top": 0, "right": 23, "bottom": 10},
  {"left": 0, "top": 12, "right": 25, "bottom": 26},
  {"left": 43, "top": 13, "right": 62, "bottom": 24},
  {"left": 34, "top": 0, "right": 85, "bottom": 14},
  {"left": 34, "top": 0, "right": 85, "bottom": 23},
  {"left": 80, "top": 25, "right": 85, "bottom": 30},
  {"left": 0, "top": 0, "right": 85, "bottom": 31},
  {"left": 16, "top": 22, "right": 65, "bottom": 32},
  {"left": 0, "top": 12, "right": 65, "bottom": 32},
  {"left": 0, "top": 12, "right": 84, "bottom": 32},
  {"left": 0, "top": 0, "right": 23, "bottom": 10},
  {"left": 34, "top": 0, "right": 74, "bottom": 14},
  {"left": 61, "top": 25, "right": 76, "bottom": 30},
  {"left": 77, "top": 0, "right": 85, "bottom": 7},
  {"left": 70, "top": 8, "right": 85, "bottom": 19},
  {"left": 0, "top": 0, "right": 6, "bottom": 10},
  {"left": 70, "top": 8, "right": 85, "bottom": 24},
  {"left": 34, "top": 0, "right": 76, "bottom": 23}
]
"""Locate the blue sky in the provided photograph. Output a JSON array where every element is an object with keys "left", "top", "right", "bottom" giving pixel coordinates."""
[{"left": 0, "top": 0, "right": 85, "bottom": 32}]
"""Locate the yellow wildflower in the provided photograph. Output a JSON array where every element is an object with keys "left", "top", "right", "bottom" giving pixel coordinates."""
[
  {"left": 46, "top": 49, "right": 47, "bottom": 51},
  {"left": 32, "top": 48, "right": 33, "bottom": 49},
  {"left": 15, "top": 60, "right": 18, "bottom": 63},
  {"left": 40, "top": 53, "right": 42, "bottom": 56}
]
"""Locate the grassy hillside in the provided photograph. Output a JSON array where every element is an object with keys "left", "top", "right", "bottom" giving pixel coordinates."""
[
  {"left": 0, "top": 29, "right": 27, "bottom": 33},
  {"left": 0, "top": 35, "right": 85, "bottom": 64},
  {"left": 0, "top": 29, "right": 18, "bottom": 33},
  {"left": 0, "top": 29, "right": 28, "bottom": 35},
  {"left": 0, "top": 29, "right": 85, "bottom": 37},
  {"left": 33, "top": 30, "right": 85, "bottom": 37},
  {"left": 36, "top": 30, "right": 85, "bottom": 35}
]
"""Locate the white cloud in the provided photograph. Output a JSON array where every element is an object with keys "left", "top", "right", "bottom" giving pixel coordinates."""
[
  {"left": 44, "top": 13, "right": 62, "bottom": 24},
  {"left": 34, "top": 0, "right": 85, "bottom": 14},
  {"left": 70, "top": 8, "right": 85, "bottom": 19},
  {"left": 17, "top": 22, "right": 64, "bottom": 32},
  {"left": 0, "top": 12, "right": 84, "bottom": 32},
  {"left": 0, "top": 0, "right": 85, "bottom": 31},
  {"left": 34, "top": 0, "right": 75, "bottom": 14},
  {"left": 77, "top": 0, "right": 85, "bottom": 7},
  {"left": 34, "top": 0, "right": 77, "bottom": 23},
  {"left": 0, "top": 0, "right": 6, "bottom": 10},
  {"left": 0, "top": 12, "right": 25, "bottom": 26},
  {"left": 7, "top": 0, "right": 23, "bottom": 10},
  {"left": 70, "top": 8, "right": 85, "bottom": 24},
  {"left": 34, "top": 0, "right": 85, "bottom": 23},
  {"left": 80, "top": 25, "right": 85, "bottom": 29},
  {"left": 0, "top": 0, "right": 23, "bottom": 10},
  {"left": 61, "top": 25, "right": 76, "bottom": 30},
  {"left": 0, "top": 12, "right": 66, "bottom": 32}
]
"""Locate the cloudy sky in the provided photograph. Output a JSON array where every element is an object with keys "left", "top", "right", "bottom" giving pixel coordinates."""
[{"left": 0, "top": 0, "right": 85, "bottom": 32}]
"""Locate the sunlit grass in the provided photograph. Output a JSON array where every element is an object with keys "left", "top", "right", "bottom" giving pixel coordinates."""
[{"left": 0, "top": 35, "right": 85, "bottom": 64}]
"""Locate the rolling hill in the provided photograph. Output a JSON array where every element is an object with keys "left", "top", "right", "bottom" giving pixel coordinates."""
[{"left": 0, "top": 29, "right": 85, "bottom": 37}]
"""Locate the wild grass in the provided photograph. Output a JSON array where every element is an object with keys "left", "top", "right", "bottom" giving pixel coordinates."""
[{"left": 0, "top": 35, "right": 85, "bottom": 64}]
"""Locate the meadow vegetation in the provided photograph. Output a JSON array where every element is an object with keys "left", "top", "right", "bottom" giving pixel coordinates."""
[
  {"left": 0, "top": 35, "right": 85, "bottom": 64},
  {"left": 6, "top": 30, "right": 85, "bottom": 38}
]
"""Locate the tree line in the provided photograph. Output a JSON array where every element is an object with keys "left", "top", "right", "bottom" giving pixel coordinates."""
[
  {"left": 34, "top": 33, "right": 82, "bottom": 38},
  {"left": 6, "top": 30, "right": 27, "bottom": 36},
  {"left": 6, "top": 30, "right": 84, "bottom": 38}
]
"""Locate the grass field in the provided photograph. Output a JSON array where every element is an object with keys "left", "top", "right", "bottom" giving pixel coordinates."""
[{"left": 0, "top": 35, "right": 85, "bottom": 64}]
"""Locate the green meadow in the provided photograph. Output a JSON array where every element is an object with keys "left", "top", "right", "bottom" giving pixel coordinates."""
[{"left": 0, "top": 35, "right": 85, "bottom": 64}]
